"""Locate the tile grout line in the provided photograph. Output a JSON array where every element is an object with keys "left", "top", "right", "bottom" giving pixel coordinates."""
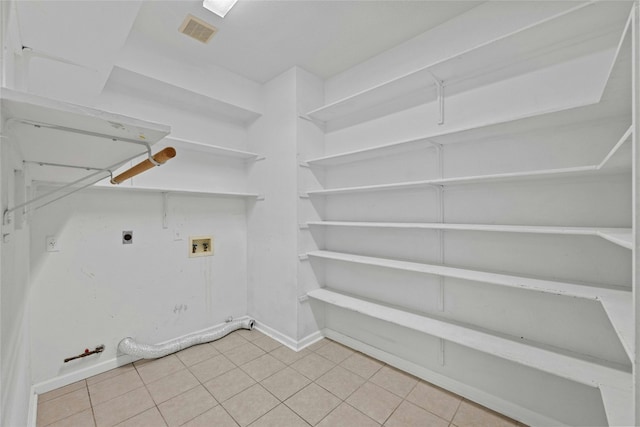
[
  {"left": 84, "top": 380, "right": 99, "bottom": 427},
  {"left": 449, "top": 397, "right": 463, "bottom": 426},
  {"left": 343, "top": 401, "right": 382, "bottom": 426},
  {"left": 132, "top": 360, "right": 168, "bottom": 427},
  {"left": 37, "top": 379, "right": 87, "bottom": 406}
]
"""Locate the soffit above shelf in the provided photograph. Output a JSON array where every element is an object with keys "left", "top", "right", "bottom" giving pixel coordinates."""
[{"left": 104, "top": 67, "right": 262, "bottom": 127}]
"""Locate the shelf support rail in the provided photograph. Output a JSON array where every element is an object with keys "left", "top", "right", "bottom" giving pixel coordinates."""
[
  {"left": 2, "top": 150, "right": 150, "bottom": 228},
  {"left": 6, "top": 118, "right": 154, "bottom": 157},
  {"left": 427, "top": 72, "right": 445, "bottom": 125},
  {"left": 1, "top": 117, "right": 165, "bottom": 227}
]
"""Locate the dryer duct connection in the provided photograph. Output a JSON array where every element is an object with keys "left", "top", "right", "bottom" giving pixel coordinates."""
[{"left": 118, "top": 318, "right": 255, "bottom": 359}]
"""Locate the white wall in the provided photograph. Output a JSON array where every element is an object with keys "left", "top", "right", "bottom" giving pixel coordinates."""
[
  {"left": 24, "top": 66, "right": 257, "bottom": 389},
  {"left": 28, "top": 188, "right": 248, "bottom": 385},
  {"left": 1, "top": 1, "right": 33, "bottom": 425},
  {"left": 246, "top": 69, "right": 299, "bottom": 344},
  {"left": 295, "top": 68, "right": 325, "bottom": 343},
  {"left": 0, "top": 144, "right": 32, "bottom": 427}
]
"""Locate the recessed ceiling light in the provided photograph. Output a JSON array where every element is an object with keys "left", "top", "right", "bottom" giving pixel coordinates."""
[{"left": 203, "top": 0, "right": 238, "bottom": 18}]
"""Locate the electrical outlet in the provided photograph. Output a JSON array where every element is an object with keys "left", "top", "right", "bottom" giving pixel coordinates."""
[
  {"left": 189, "top": 235, "right": 214, "bottom": 258},
  {"left": 46, "top": 236, "right": 60, "bottom": 252}
]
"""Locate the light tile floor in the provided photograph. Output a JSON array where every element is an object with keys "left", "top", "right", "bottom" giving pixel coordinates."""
[{"left": 37, "top": 330, "right": 527, "bottom": 427}]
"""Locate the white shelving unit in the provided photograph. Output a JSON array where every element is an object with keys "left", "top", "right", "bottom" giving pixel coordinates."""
[
  {"left": 300, "top": 3, "right": 635, "bottom": 426},
  {"left": 304, "top": 2, "right": 630, "bottom": 131},
  {"left": 0, "top": 87, "right": 171, "bottom": 223}
]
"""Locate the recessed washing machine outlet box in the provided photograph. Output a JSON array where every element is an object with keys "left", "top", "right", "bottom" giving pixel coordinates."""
[{"left": 189, "top": 235, "right": 213, "bottom": 258}]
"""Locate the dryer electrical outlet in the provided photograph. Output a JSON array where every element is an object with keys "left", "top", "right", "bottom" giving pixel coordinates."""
[{"left": 189, "top": 236, "right": 214, "bottom": 258}]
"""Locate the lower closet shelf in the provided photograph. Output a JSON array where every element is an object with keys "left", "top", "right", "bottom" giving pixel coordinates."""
[
  {"left": 307, "top": 251, "right": 633, "bottom": 361},
  {"left": 307, "top": 288, "right": 633, "bottom": 426}
]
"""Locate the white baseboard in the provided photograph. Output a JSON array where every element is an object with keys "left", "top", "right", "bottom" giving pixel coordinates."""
[
  {"left": 252, "top": 319, "right": 299, "bottom": 350},
  {"left": 323, "top": 328, "right": 566, "bottom": 427},
  {"left": 32, "top": 354, "right": 139, "bottom": 395},
  {"left": 296, "top": 330, "right": 324, "bottom": 351},
  {"left": 252, "top": 318, "right": 324, "bottom": 352}
]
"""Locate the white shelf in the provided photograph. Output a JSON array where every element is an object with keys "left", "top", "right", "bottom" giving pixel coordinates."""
[
  {"left": 308, "top": 288, "right": 630, "bottom": 390},
  {"left": 90, "top": 184, "right": 260, "bottom": 199},
  {"left": 305, "top": 110, "right": 628, "bottom": 168},
  {"left": 1, "top": 88, "right": 171, "bottom": 215},
  {"left": 308, "top": 250, "right": 634, "bottom": 362},
  {"left": 307, "top": 222, "right": 632, "bottom": 250},
  {"left": 306, "top": 59, "right": 630, "bottom": 167},
  {"left": 306, "top": 166, "right": 626, "bottom": 196},
  {"left": 109, "top": 66, "right": 262, "bottom": 126},
  {"left": 309, "top": 288, "right": 633, "bottom": 426},
  {"left": 306, "top": 126, "right": 631, "bottom": 196},
  {"left": 307, "top": 137, "right": 437, "bottom": 167},
  {"left": 160, "top": 136, "right": 263, "bottom": 161},
  {"left": 306, "top": 2, "right": 630, "bottom": 131},
  {"left": 307, "top": 251, "right": 629, "bottom": 301},
  {"left": 1, "top": 88, "right": 170, "bottom": 174},
  {"left": 598, "top": 231, "right": 633, "bottom": 250}
]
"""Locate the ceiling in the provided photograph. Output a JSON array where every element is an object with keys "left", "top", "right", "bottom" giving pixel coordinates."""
[
  {"left": 11, "top": 0, "right": 482, "bottom": 104},
  {"left": 125, "top": 0, "right": 482, "bottom": 83}
]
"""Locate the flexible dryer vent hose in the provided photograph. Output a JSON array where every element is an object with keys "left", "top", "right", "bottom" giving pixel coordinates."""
[{"left": 118, "top": 318, "right": 255, "bottom": 359}]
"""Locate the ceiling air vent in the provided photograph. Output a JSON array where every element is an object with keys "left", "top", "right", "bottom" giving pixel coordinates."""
[{"left": 179, "top": 14, "right": 218, "bottom": 44}]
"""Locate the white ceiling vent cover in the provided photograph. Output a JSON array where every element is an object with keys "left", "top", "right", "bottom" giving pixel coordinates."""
[{"left": 179, "top": 14, "right": 218, "bottom": 43}]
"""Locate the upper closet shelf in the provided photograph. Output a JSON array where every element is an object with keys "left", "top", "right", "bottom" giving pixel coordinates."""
[
  {"left": 307, "top": 222, "right": 632, "bottom": 250},
  {"left": 304, "top": 1, "right": 629, "bottom": 131},
  {"left": 1, "top": 88, "right": 170, "bottom": 216},
  {"left": 159, "top": 137, "right": 264, "bottom": 161}
]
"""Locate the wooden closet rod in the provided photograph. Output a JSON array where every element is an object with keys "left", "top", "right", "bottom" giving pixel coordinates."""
[{"left": 111, "top": 147, "right": 176, "bottom": 185}]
